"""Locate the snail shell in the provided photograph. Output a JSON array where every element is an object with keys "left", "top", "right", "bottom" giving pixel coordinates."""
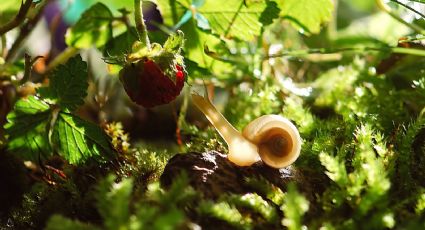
[
  {"left": 242, "top": 115, "right": 301, "bottom": 168},
  {"left": 192, "top": 93, "right": 301, "bottom": 169}
]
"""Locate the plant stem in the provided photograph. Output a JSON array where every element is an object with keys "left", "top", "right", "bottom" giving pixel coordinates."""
[
  {"left": 21, "top": 54, "right": 42, "bottom": 83},
  {"left": 1, "top": 35, "right": 6, "bottom": 58},
  {"left": 0, "top": 0, "right": 33, "bottom": 36},
  {"left": 327, "top": 0, "right": 338, "bottom": 40},
  {"left": 22, "top": 53, "right": 32, "bottom": 83},
  {"left": 264, "top": 46, "right": 425, "bottom": 59},
  {"left": 134, "top": 0, "right": 151, "bottom": 49},
  {"left": 375, "top": 0, "right": 425, "bottom": 34}
]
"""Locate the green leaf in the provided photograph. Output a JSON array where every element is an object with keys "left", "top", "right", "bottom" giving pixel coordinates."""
[
  {"left": 4, "top": 96, "right": 51, "bottom": 161},
  {"left": 4, "top": 94, "right": 114, "bottom": 164},
  {"left": 38, "top": 55, "right": 88, "bottom": 112},
  {"left": 163, "top": 30, "right": 185, "bottom": 52},
  {"left": 153, "top": 0, "right": 187, "bottom": 26},
  {"left": 6, "top": 95, "right": 49, "bottom": 115},
  {"left": 51, "top": 112, "right": 114, "bottom": 164},
  {"left": 191, "top": 0, "right": 277, "bottom": 40},
  {"left": 180, "top": 19, "right": 233, "bottom": 76},
  {"left": 259, "top": 1, "right": 281, "bottom": 27},
  {"left": 104, "top": 27, "right": 139, "bottom": 58},
  {"left": 184, "top": 58, "right": 212, "bottom": 77},
  {"left": 276, "top": 0, "right": 333, "bottom": 34},
  {"left": 65, "top": 2, "right": 113, "bottom": 48},
  {"left": 0, "top": 0, "right": 21, "bottom": 25},
  {"left": 45, "top": 215, "right": 100, "bottom": 230}
]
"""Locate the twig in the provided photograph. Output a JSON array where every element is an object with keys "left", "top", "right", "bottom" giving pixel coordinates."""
[
  {"left": 21, "top": 53, "right": 43, "bottom": 83},
  {"left": 5, "top": 0, "right": 48, "bottom": 62},
  {"left": 22, "top": 53, "right": 32, "bottom": 82},
  {"left": 0, "top": 0, "right": 33, "bottom": 36}
]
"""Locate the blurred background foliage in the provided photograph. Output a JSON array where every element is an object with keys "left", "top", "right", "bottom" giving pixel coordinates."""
[{"left": 1, "top": 0, "right": 425, "bottom": 229}]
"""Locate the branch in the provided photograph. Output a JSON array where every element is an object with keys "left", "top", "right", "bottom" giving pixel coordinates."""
[
  {"left": 21, "top": 53, "right": 43, "bottom": 83},
  {"left": 0, "top": 0, "right": 33, "bottom": 36},
  {"left": 5, "top": 0, "right": 48, "bottom": 62}
]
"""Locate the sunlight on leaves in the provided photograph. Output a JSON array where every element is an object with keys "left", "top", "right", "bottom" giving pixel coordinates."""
[
  {"left": 65, "top": 2, "right": 113, "bottom": 48},
  {"left": 5, "top": 96, "right": 51, "bottom": 161},
  {"left": 276, "top": 0, "right": 333, "bottom": 34},
  {"left": 51, "top": 112, "right": 114, "bottom": 164},
  {"left": 194, "top": 0, "right": 277, "bottom": 40}
]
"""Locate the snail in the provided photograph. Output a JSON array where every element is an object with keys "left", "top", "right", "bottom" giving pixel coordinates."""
[{"left": 191, "top": 93, "right": 301, "bottom": 169}]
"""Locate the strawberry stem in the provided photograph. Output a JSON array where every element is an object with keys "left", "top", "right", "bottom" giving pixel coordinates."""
[{"left": 134, "top": 0, "right": 151, "bottom": 50}]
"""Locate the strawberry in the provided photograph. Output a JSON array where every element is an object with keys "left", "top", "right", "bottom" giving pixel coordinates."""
[
  {"left": 116, "top": 31, "right": 186, "bottom": 108},
  {"left": 119, "top": 59, "right": 185, "bottom": 108}
]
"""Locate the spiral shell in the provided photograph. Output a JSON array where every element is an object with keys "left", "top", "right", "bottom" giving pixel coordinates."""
[{"left": 242, "top": 115, "right": 301, "bottom": 168}]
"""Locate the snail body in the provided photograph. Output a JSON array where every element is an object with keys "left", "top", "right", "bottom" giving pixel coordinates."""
[{"left": 192, "top": 94, "right": 301, "bottom": 169}]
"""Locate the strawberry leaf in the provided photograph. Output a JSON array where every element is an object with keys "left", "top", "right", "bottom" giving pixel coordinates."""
[
  {"left": 38, "top": 55, "right": 88, "bottom": 112},
  {"left": 4, "top": 96, "right": 52, "bottom": 162},
  {"left": 189, "top": 0, "right": 275, "bottom": 41},
  {"left": 51, "top": 112, "right": 114, "bottom": 164},
  {"left": 276, "top": 0, "right": 333, "bottom": 35}
]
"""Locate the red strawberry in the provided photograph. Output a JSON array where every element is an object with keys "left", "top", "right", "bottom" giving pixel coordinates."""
[{"left": 119, "top": 59, "right": 185, "bottom": 108}]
